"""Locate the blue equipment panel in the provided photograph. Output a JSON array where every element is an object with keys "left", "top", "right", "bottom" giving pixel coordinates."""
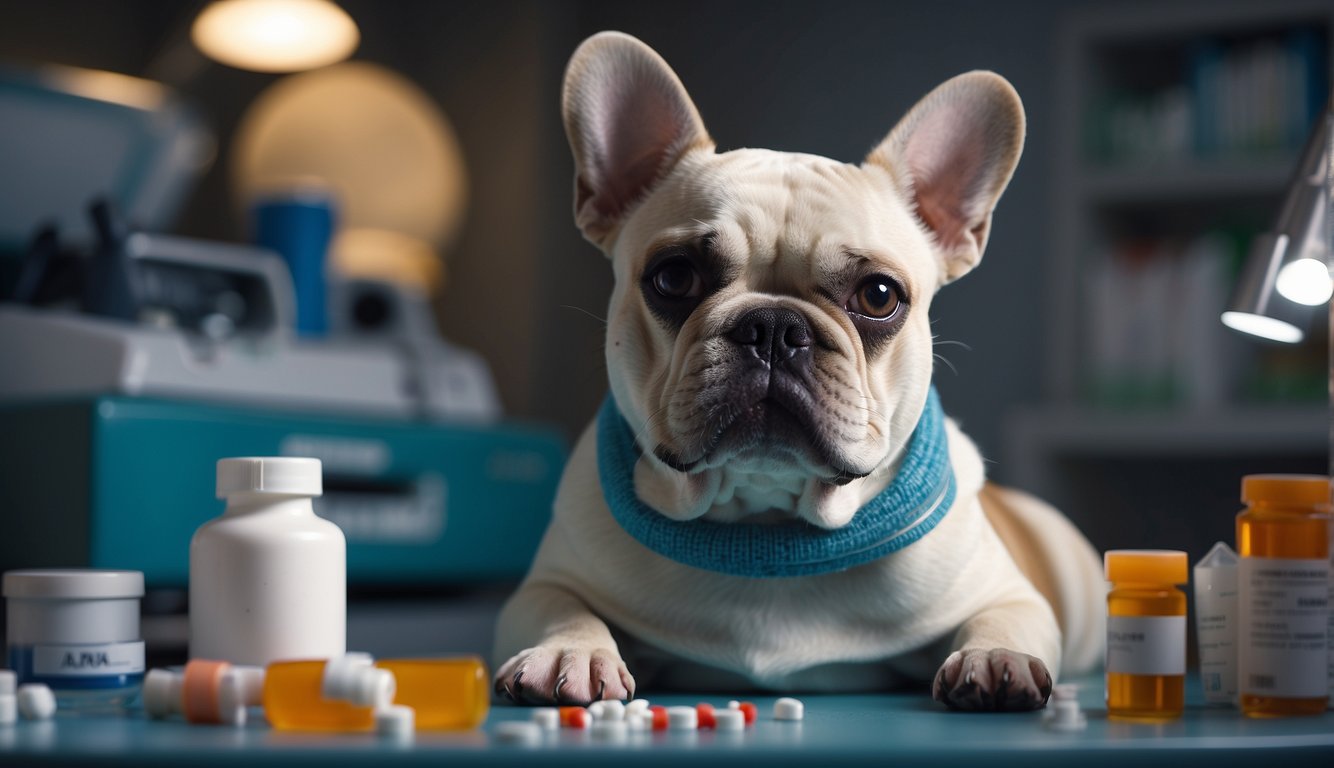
[{"left": 0, "top": 397, "right": 566, "bottom": 586}]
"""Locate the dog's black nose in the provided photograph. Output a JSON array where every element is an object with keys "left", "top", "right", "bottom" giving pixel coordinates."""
[{"left": 727, "top": 307, "right": 812, "bottom": 362}]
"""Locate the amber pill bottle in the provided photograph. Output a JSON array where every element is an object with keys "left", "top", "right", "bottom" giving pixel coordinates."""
[
  {"left": 1236, "top": 474, "right": 1331, "bottom": 718},
  {"left": 1105, "top": 549, "right": 1187, "bottom": 721},
  {"left": 263, "top": 656, "right": 490, "bottom": 731}
]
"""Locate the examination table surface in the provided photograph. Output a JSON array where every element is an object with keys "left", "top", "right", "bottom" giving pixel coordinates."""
[{"left": 2, "top": 676, "right": 1332, "bottom": 766}]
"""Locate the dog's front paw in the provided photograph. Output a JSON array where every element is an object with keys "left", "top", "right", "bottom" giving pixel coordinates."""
[
  {"left": 494, "top": 646, "right": 635, "bottom": 705},
  {"left": 932, "top": 649, "right": 1052, "bottom": 712}
]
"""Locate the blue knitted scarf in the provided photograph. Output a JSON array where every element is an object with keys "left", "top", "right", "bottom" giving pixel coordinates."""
[{"left": 596, "top": 387, "right": 956, "bottom": 578}]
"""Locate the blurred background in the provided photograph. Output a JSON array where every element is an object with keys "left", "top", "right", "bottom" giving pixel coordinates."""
[{"left": 0, "top": 0, "right": 1329, "bottom": 660}]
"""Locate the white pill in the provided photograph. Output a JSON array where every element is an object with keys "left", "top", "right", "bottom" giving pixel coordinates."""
[
  {"left": 530, "top": 707, "right": 560, "bottom": 730},
  {"left": 626, "top": 711, "right": 650, "bottom": 731},
  {"left": 0, "top": 670, "right": 15, "bottom": 696},
  {"left": 375, "top": 704, "right": 415, "bottom": 737},
  {"left": 16, "top": 684, "right": 56, "bottom": 721},
  {"left": 625, "top": 698, "right": 650, "bottom": 716},
  {"left": 591, "top": 718, "right": 628, "bottom": 742},
  {"left": 727, "top": 700, "right": 741, "bottom": 710},
  {"left": 587, "top": 700, "right": 607, "bottom": 719},
  {"left": 666, "top": 705, "right": 697, "bottom": 730},
  {"left": 495, "top": 720, "right": 542, "bottom": 745},
  {"left": 0, "top": 694, "right": 16, "bottom": 725},
  {"left": 714, "top": 708, "right": 745, "bottom": 731},
  {"left": 597, "top": 699, "right": 625, "bottom": 721},
  {"left": 773, "top": 697, "right": 803, "bottom": 721}
]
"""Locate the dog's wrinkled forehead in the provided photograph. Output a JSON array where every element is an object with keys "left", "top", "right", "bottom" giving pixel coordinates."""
[{"left": 613, "top": 148, "right": 939, "bottom": 298}]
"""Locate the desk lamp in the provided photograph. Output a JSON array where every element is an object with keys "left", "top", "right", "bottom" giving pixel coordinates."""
[
  {"left": 192, "top": 0, "right": 359, "bottom": 73},
  {"left": 1221, "top": 100, "right": 1332, "bottom": 344},
  {"left": 1221, "top": 97, "right": 1332, "bottom": 476}
]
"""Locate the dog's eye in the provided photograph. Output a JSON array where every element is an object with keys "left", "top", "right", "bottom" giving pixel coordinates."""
[
  {"left": 650, "top": 258, "right": 703, "bottom": 300},
  {"left": 848, "top": 276, "right": 901, "bottom": 320}
]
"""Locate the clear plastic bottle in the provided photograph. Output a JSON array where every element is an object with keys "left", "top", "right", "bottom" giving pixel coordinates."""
[
  {"left": 1104, "top": 550, "right": 1187, "bottom": 721},
  {"left": 1236, "top": 474, "right": 1331, "bottom": 717},
  {"left": 263, "top": 654, "right": 489, "bottom": 731},
  {"left": 190, "top": 457, "right": 345, "bottom": 666}
]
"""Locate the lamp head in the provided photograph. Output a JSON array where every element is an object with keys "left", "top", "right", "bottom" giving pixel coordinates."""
[{"left": 1222, "top": 101, "right": 1331, "bottom": 343}]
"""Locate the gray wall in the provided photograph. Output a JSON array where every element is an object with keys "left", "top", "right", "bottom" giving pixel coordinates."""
[{"left": 0, "top": 0, "right": 1096, "bottom": 481}]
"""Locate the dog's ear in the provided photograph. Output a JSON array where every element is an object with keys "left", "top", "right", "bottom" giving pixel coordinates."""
[
  {"left": 563, "top": 32, "right": 712, "bottom": 247},
  {"left": 866, "top": 71, "right": 1024, "bottom": 284}
]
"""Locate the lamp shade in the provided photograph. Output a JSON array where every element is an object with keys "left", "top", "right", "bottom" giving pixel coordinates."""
[
  {"left": 1221, "top": 233, "right": 1311, "bottom": 344},
  {"left": 1221, "top": 104, "right": 1331, "bottom": 344},
  {"left": 192, "top": 0, "right": 359, "bottom": 73}
]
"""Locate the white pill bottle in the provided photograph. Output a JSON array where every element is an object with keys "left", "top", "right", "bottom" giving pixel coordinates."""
[{"left": 190, "top": 457, "right": 346, "bottom": 666}]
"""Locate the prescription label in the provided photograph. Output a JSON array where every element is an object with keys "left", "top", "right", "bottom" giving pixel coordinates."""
[
  {"left": 1239, "top": 556, "right": 1329, "bottom": 699},
  {"left": 31, "top": 641, "right": 144, "bottom": 677},
  {"left": 1106, "top": 615, "right": 1186, "bottom": 675}
]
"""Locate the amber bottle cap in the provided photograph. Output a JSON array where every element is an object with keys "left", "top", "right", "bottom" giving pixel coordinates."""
[
  {"left": 1104, "top": 549, "right": 1188, "bottom": 584},
  {"left": 1241, "top": 474, "right": 1331, "bottom": 508}
]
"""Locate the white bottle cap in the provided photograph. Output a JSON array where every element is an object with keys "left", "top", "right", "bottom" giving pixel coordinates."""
[
  {"left": 3, "top": 569, "right": 144, "bottom": 599},
  {"left": 323, "top": 654, "right": 394, "bottom": 708},
  {"left": 142, "top": 669, "right": 184, "bottom": 718},
  {"left": 216, "top": 457, "right": 323, "bottom": 498},
  {"left": 1050, "top": 683, "right": 1079, "bottom": 702},
  {"left": 228, "top": 666, "right": 266, "bottom": 707},
  {"left": 217, "top": 672, "right": 249, "bottom": 727}
]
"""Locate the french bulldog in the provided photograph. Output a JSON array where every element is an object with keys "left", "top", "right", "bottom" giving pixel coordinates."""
[{"left": 493, "top": 31, "right": 1104, "bottom": 711}]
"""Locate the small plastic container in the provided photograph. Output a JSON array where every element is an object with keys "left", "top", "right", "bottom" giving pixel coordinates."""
[
  {"left": 3, "top": 569, "right": 145, "bottom": 712},
  {"left": 190, "top": 457, "right": 346, "bottom": 666},
  {"left": 1104, "top": 550, "right": 1187, "bottom": 721}
]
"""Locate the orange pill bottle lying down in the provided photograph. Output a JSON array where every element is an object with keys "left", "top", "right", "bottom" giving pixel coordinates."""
[{"left": 263, "top": 655, "right": 490, "bottom": 731}]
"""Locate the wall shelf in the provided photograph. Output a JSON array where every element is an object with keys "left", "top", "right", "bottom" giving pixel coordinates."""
[
  {"left": 1078, "top": 159, "right": 1294, "bottom": 205},
  {"left": 1006, "top": 0, "right": 1333, "bottom": 551},
  {"left": 1007, "top": 404, "right": 1327, "bottom": 458}
]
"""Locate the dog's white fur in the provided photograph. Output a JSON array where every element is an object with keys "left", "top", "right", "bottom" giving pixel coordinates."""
[{"left": 494, "top": 32, "right": 1103, "bottom": 706}]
